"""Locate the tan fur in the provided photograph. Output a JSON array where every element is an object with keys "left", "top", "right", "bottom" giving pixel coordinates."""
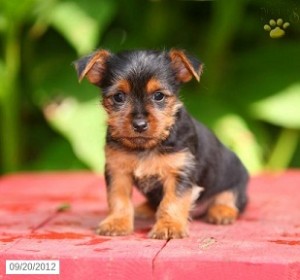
[
  {"left": 145, "top": 78, "right": 164, "bottom": 94},
  {"left": 105, "top": 146, "right": 193, "bottom": 181},
  {"left": 149, "top": 176, "right": 193, "bottom": 239},
  {"left": 75, "top": 48, "right": 210, "bottom": 239},
  {"left": 133, "top": 149, "right": 193, "bottom": 179},
  {"left": 113, "top": 79, "right": 131, "bottom": 95},
  {"left": 78, "top": 50, "right": 111, "bottom": 84},
  {"left": 206, "top": 190, "right": 238, "bottom": 225},
  {"left": 96, "top": 148, "right": 135, "bottom": 236},
  {"left": 213, "top": 190, "right": 237, "bottom": 209},
  {"left": 103, "top": 146, "right": 197, "bottom": 238},
  {"left": 135, "top": 201, "right": 155, "bottom": 219},
  {"left": 101, "top": 79, "right": 131, "bottom": 110},
  {"left": 169, "top": 49, "right": 202, "bottom": 82},
  {"left": 102, "top": 92, "right": 182, "bottom": 150}
]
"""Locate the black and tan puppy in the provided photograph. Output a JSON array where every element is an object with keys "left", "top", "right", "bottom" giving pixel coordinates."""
[{"left": 75, "top": 49, "right": 248, "bottom": 239}]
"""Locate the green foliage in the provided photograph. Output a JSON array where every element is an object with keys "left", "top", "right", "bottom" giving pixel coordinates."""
[
  {"left": 49, "top": 0, "right": 116, "bottom": 55},
  {"left": 251, "top": 83, "right": 300, "bottom": 170},
  {"left": 0, "top": 0, "right": 299, "bottom": 174},
  {"left": 251, "top": 83, "right": 300, "bottom": 128},
  {"left": 214, "top": 114, "right": 263, "bottom": 174},
  {"left": 44, "top": 97, "right": 106, "bottom": 172}
]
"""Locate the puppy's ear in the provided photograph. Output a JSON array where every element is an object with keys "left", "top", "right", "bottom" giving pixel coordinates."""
[
  {"left": 169, "top": 49, "right": 203, "bottom": 83},
  {"left": 74, "top": 49, "right": 111, "bottom": 86}
]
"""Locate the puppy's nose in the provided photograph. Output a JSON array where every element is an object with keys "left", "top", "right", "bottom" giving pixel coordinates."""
[{"left": 132, "top": 117, "right": 148, "bottom": 133}]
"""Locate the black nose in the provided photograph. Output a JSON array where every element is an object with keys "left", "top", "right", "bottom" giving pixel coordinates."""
[{"left": 132, "top": 118, "right": 148, "bottom": 133}]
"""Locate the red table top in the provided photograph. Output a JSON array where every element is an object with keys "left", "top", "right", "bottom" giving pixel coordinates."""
[{"left": 0, "top": 171, "right": 300, "bottom": 280}]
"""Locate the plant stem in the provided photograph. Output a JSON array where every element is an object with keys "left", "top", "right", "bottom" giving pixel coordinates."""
[
  {"left": 266, "top": 128, "right": 299, "bottom": 171},
  {"left": 0, "top": 23, "right": 21, "bottom": 173},
  {"left": 204, "top": 0, "right": 247, "bottom": 94}
]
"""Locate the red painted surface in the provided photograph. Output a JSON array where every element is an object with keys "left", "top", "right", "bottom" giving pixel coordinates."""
[{"left": 0, "top": 171, "right": 300, "bottom": 280}]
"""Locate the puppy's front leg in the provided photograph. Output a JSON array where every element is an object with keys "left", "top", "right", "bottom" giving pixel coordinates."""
[
  {"left": 149, "top": 176, "right": 194, "bottom": 240},
  {"left": 96, "top": 170, "right": 134, "bottom": 236}
]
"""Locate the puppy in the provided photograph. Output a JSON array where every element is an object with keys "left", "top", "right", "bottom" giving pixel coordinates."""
[{"left": 74, "top": 49, "right": 248, "bottom": 239}]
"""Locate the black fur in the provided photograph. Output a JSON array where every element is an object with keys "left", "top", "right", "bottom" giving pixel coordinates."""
[
  {"left": 76, "top": 49, "right": 248, "bottom": 216},
  {"left": 164, "top": 108, "right": 248, "bottom": 211},
  {"left": 130, "top": 107, "right": 248, "bottom": 212}
]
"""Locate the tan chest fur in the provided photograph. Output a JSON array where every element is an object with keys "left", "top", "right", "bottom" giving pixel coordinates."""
[
  {"left": 105, "top": 146, "right": 193, "bottom": 181},
  {"left": 105, "top": 146, "right": 203, "bottom": 203}
]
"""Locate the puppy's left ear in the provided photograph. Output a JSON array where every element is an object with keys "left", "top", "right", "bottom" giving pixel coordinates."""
[
  {"left": 74, "top": 49, "right": 111, "bottom": 86},
  {"left": 169, "top": 49, "right": 203, "bottom": 83}
]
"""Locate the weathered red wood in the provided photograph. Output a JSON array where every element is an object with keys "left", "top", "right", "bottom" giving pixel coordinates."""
[
  {"left": 0, "top": 172, "right": 161, "bottom": 280},
  {"left": 153, "top": 170, "right": 300, "bottom": 280},
  {"left": 0, "top": 172, "right": 101, "bottom": 248},
  {"left": 1, "top": 171, "right": 300, "bottom": 280}
]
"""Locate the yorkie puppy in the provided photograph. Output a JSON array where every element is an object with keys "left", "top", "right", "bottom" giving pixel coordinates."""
[{"left": 75, "top": 49, "right": 248, "bottom": 239}]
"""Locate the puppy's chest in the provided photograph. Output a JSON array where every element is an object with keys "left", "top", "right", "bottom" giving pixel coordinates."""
[
  {"left": 133, "top": 174, "right": 161, "bottom": 195},
  {"left": 133, "top": 149, "right": 194, "bottom": 192},
  {"left": 106, "top": 146, "right": 194, "bottom": 191},
  {"left": 132, "top": 150, "right": 188, "bottom": 179}
]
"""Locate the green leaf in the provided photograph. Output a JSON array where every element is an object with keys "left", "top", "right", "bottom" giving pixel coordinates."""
[
  {"left": 56, "top": 203, "right": 71, "bottom": 212},
  {"left": 48, "top": 0, "right": 116, "bottom": 55},
  {"left": 49, "top": 2, "right": 98, "bottom": 55},
  {"left": 44, "top": 97, "right": 106, "bottom": 172},
  {"left": 0, "top": 59, "right": 5, "bottom": 100},
  {"left": 251, "top": 83, "right": 300, "bottom": 128},
  {"left": 25, "top": 136, "right": 88, "bottom": 171},
  {"left": 32, "top": 52, "right": 98, "bottom": 104},
  {"left": 221, "top": 42, "right": 300, "bottom": 106},
  {"left": 0, "top": 0, "right": 36, "bottom": 23},
  {"left": 266, "top": 128, "right": 299, "bottom": 170},
  {"left": 214, "top": 114, "right": 263, "bottom": 174}
]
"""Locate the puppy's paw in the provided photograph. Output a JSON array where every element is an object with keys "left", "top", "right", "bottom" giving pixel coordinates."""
[
  {"left": 96, "top": 216, "right": 133, "bottom": 236},
  {"left": 206, "top": 204, "right": 238, "bottom": 225},
  {"left": 148, "top": 220, "right": 188, "bottom": 240}
]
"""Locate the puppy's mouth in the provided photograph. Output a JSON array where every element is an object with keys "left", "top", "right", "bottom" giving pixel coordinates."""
[
  {"left": 123, "top": 136, "right": 154, "bottom": 144},
  {"left": 117, "top": 136, "right": 158, "bottom": 149}
]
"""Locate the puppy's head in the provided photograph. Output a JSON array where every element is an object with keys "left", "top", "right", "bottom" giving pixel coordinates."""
[{"left": 75, "top": 49, "right": 203, "bottom": 150}]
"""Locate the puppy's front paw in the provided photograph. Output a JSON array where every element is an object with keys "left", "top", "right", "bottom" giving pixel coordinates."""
[
  {"left": 148, "top": 220, "right": 188, "bottom": 240},
  {"left": 96, "top": 216, "right": 133, "bottom": 236},
  {"left": 206, "top": 204, "right": 238, "bottom": 225}
]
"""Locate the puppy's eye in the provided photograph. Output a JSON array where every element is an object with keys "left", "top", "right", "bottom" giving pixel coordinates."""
[
  {"left": 112, "top": 92, "right": 126, "bottom": 104},
  {"left": 152, "top": 92, "right": 165, "bottom": 102}
]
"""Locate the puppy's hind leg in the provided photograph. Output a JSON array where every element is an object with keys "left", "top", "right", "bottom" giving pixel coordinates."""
[
  {"left": 206, "top": 190, "right": 238, "bottom": 224},
  {"left": 206, "top": 185, "right": 248, "bottom": 225}
]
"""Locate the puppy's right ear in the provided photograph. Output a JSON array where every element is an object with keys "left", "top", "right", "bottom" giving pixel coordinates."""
[{"left": 74, "top": 49, "right": 111, "bottom": 86}]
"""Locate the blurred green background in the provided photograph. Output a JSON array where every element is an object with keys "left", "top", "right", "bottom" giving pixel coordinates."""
[{"left": 0, "top": 0, "right": 299, "bottom": 175}]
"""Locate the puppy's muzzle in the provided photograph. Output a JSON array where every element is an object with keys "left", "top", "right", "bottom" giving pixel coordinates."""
[{"left": 132, "top": 116, "right": 148, "bottom": 133}]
